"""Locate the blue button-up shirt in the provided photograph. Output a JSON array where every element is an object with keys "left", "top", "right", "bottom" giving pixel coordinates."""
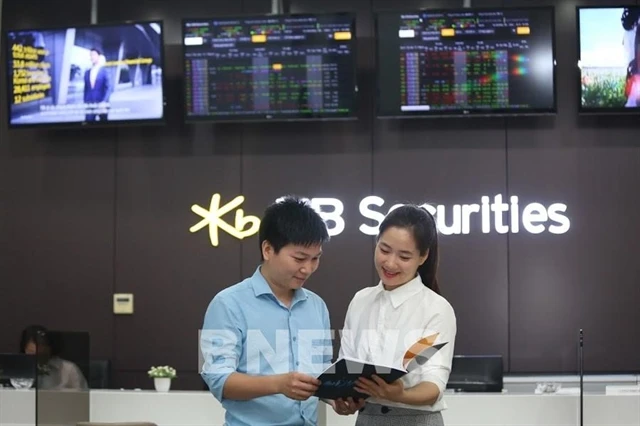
[{"left": 200, "top": 266, "right": 333, "bottom": 426}]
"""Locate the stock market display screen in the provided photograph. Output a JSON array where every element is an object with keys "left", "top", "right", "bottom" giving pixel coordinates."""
[
  {"left": 376, "top": 8, "right": 556, "bottom": 117},
  {"left": 182, "top": 13, "right": 357, "bottom": 121}
]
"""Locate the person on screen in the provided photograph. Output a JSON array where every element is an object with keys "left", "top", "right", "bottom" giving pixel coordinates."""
[
  {"left": 622, "top": 8, "right": 640, "bottom": 65},
  {"left": 625, "top": 22, "right": 640, "bottom": 107},
  {"left": 19, "top": 325, "right": 88, "bottom": 390},
  {"left": 336, "top": 205, "right": 456, "bottom": 426},
  {"left": 200, "top": 196, "right": 349, "bottom": 426},
  {"left": 84, "top": 47, "right": 112, "bottom": 122}
]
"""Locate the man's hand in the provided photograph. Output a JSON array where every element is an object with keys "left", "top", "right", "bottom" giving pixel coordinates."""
[
  {"left": 333, "top": 397, "right": 366, "bottom": 415},
  {"left": 277, "top": 372, "right": 321, "bottom": 401}
]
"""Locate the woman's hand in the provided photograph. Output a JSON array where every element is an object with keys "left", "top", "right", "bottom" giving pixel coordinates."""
[
  {"left": 354, "top": 375, "right": 405, "bottom": 403},
  {"left": 332, "top": 397, "right": 366, "bottom": 415}
]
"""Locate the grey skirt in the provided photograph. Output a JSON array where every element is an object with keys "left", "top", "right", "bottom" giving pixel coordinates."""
[{"left": 355, "top": 403, "right": 444, "bottom": 426}]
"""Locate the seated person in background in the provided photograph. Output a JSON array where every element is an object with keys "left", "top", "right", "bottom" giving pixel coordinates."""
[{"left": 20, "top": 325, "right": 88, "bottom": 390}]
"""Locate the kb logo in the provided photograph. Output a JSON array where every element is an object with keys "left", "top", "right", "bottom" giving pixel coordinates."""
[{"left": 190, "top": 194, "right": 260, "bottom": 247}]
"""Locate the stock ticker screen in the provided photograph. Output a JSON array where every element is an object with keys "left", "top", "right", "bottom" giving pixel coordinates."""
[
  {"left": 376, "top": 8, "right": 556, "bottom": 117},
  {"left": 182, "top": 14, "right": 357, "bottom": 121}
]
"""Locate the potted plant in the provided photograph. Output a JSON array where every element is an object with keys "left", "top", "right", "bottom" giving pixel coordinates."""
[{"left": 147, "top": 365, "right": 177, "bottom": 392}]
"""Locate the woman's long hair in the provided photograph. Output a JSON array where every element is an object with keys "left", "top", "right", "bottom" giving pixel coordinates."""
[{"left": 378, "top": 205, "right": 440, "bottom": 294}]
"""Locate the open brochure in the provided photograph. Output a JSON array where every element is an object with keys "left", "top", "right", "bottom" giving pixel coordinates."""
[{"left": 314, "top": 333, "right": 448, "bottom": 400}]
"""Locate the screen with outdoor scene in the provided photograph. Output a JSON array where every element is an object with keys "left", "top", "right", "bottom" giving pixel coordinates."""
[
  {"left": 578, "top": 6, "right": 640, "bottom": 112},
  {"left": 182, "top": 13, "right": 357, "bottom": 121},
  {"left": 5, "top": 21, "right": 165, "bottom": 127},
  {"left": 376, "top": 7, "right": 556, "bottom": 117}
]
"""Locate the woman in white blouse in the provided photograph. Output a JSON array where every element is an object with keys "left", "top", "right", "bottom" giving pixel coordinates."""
[
  {"left": 20, "top": 325, "right": 89, "bottom": 391},
  {"left": 334, "top": 204, "right": 457, "bottom": 426}
]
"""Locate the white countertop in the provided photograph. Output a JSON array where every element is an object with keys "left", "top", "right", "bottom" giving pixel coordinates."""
[{"left": 1, "top": 388, "right": 638, "bottom": 426}]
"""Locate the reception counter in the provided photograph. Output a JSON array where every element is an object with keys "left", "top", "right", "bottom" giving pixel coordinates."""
[{"left": 1, "top": 388, "right": 639, "bottom": 426}]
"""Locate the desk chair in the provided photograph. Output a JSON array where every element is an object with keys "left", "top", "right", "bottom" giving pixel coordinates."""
[{"left": 89, "top": 359, "right": 111, "bottom": 389}]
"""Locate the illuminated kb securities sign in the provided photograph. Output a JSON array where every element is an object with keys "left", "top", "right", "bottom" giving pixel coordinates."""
[{"left": 190, "top": 193, "right": 571, "bottom": 247}]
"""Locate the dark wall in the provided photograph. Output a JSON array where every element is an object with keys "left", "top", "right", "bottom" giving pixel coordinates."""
[{"left": 1, "top": 0, "right": 639, "bottom": 390}]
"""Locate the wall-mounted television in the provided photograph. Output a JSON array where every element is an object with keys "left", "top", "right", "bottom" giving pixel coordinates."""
[
  {"left": 5, "top": 21, "right": 166, "bottom": 128},
  {"left": 375, "top": 7, "right": 557, "bottom": 118},
  {"left": 577, "top": 6, "right": 640, "bottom": 114},
  {"left": 182, "top": 13, "right": 357, "bottom": 122}
]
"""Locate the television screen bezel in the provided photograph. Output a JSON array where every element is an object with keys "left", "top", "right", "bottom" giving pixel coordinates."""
[
  {"left": 374, "top": 6, "right": 558, "bottom": 119},
  {"left": 4, "top": 19, "right": 168, "bottom": 130},
  {"left": 180, "top": 11, "right": 359, "bottom": 123},
  {"left": 576, "top": 5, "right": 640, "bottom": 115}
]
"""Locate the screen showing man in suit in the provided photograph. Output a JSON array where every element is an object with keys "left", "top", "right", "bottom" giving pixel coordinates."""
[
  {"left": 6, "top": 21, "right": 165, "bottom": 126},
  {"left": 84, "top": 47, "right": 111, "bottom": 122}
]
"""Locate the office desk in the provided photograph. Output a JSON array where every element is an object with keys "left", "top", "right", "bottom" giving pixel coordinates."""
[
  {"left": 1, "top": 388, "right": 638, "bottom": 426},
  {"left": 0, "top": 388, "right": 89, "bottom": 426}
]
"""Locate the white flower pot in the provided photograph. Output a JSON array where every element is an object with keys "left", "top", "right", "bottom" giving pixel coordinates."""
[{"left": 154, "top": 377, "right": 171, "bottom": 392}]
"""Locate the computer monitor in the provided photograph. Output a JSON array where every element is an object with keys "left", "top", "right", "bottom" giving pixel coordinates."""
[
  {"left": 5, "top": 20, "right": 166, "bottom": 128},
  {"left": 0, "top": 353, "right": 37, "bottom": 387},
  {"left": 182, "top": 13, "right": 358, "bottom": 122},
  {"left": 375, "top": 7, "right": 557, "bottom": 117},
  {"left": 577, "top": 6, "right": 640, "bottom": 113},
  {"left": 446, "top": 355, "right": 504, "bottom": 392}
]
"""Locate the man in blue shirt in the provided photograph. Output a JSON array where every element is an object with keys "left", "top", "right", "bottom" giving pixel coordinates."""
[{"left": 200, "top": 196, "right": 334, "bottom": 426}]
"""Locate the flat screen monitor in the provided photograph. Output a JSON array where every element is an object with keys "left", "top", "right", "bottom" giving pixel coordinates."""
[
  {"left": 446, "top": 355, "right": 504, "bottom": 392},
  {"left": 5, "top": 21, "right": 165, "bottom": 128},
  {"left": 577, "top": 6, "right": 640, "bottom": 113},
  {"left": 0, "top": 353, "right": 37, "bottom": 380},
  {"left": 0, "top": 353, "right": 37, "bottom": 388},
  {"left": 376, "top": 7, "right": 557, "bottom": 117},
  {"left": 182, "top": 13, "right": 357, "bottom": 122}
]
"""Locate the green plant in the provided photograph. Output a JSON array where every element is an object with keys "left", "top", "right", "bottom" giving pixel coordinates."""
[
  {"left": 581, "top": 73, "right": 627, "bottom": 108},
  {"left": 147, "top": 365, "right": 177, "bottom": 379}
]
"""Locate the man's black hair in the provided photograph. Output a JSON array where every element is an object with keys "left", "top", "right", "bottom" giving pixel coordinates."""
[{"left": 259, "top": 195, "right": 329, "bottom": 260}]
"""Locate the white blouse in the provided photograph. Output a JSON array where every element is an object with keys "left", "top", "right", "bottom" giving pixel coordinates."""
[{"left": 339, "top": 275, "right": 456, "bottom": 411}]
